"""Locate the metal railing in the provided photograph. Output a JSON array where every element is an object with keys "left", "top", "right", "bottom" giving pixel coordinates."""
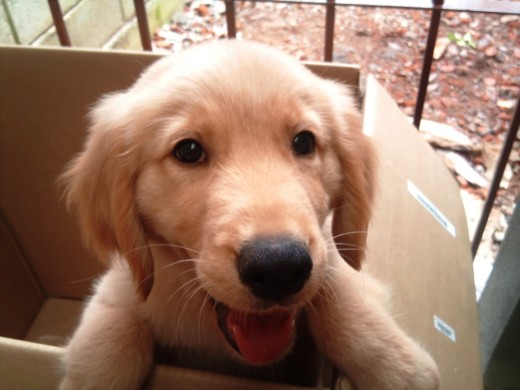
[{"left": 46, "top": 0, "right": 520, "bottom": 259}]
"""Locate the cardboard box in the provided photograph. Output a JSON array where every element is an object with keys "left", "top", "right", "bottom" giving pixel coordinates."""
[{"left": 0, "top": 46, "right": 482, "bottom": 389}]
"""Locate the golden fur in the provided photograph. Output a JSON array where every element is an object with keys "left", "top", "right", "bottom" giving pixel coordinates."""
[{"left": 60, "top": 40, "right": 439, "bottom": 389}]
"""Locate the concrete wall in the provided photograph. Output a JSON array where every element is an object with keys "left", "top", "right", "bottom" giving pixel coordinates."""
[
  {"left": 0, "top": 0, "right": 183, "bottom": 50},
  {"left": 479, "top": 197, "right": 520, "bottom": 387}
]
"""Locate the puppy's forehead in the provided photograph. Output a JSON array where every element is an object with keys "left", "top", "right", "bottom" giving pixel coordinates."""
[
  {"left": 139, "top": 42, "right": 319, "bottom": 111},
  {"left": 129, "top": 42, "right": 334, "bottom": 150},
  {"left": 153, "top": 41, "right": 313, "bottom": 85}
]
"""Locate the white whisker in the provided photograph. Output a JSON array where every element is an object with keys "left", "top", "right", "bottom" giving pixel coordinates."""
[
  {"left": 125, "top": 243, "right": 201, "bottom": 257},
  {"left": 175, "top": 281, "right": 213, "bottom": 343},
  {"left": 136, "top": 257, "right": 198, "bottom": 291},
  {"left": 325, "top": 230, "right": 368, "bottom": 244},
  {"left": 167, "top": 275, "right": 199, "bottom": 303},
  {"left": 197, "top": 293, "right": 213, "bottom": 346}
]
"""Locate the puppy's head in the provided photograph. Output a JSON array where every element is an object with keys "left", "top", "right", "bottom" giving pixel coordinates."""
[{"left": 61, "top": 40, "right": 376, "bottom": 364}]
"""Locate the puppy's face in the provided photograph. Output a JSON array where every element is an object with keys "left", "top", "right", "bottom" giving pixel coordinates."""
[{"left": 62, "top": 41, "right": 375, "bottom": 365}]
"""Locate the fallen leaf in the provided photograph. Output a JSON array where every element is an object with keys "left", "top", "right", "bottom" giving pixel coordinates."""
[
  {"left": 418, "top": 119, "right": 478, "bottom": 152},
  {"left": 482, "top": 142, "right": 514, "bottom": 187},
  {"left": 459, "top": 12, "right": 471, "bottom": 24},
  {"left": 434, "top": 37, "right": 451, "bottom": 60},
  {"left": 445, "top": 11, "right": 457, "bottom": 20},
  {"left": 441, "top": 151, "right": 489, "bottom": 188},
  {"left": 485, "top": 46, "right": 498, "bottom": 57},
  {"left": 497, "top": 99, "right": 515, "bottom": 110},
  {"left": 439, "top": 63, "right": 455, "bottom": 73},
  {"left": 155, "top": 40, "right": 172, "bottom": 49}
]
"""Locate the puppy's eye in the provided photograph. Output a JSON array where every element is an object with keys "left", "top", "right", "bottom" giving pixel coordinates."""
[
  {"left": 173, "top": 139, "right": 206, "bottom": 163},
  {"left": 292, "top": 131, "right": 316, "bottom": 156}
]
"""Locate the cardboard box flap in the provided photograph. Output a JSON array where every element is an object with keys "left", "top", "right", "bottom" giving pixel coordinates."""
[
  {"left": 304, "top": 61, "right": 360, "bottom": 89},
  {"left": 0, "top": 337, "right": 63, "bottom": 389},
  {"left": 0, "top": 212, "right": 45, "bottom": 338},
  {"left": 363, "top": 75, "right": 482, "bottom": 389},
  {"left": 0, "top": 337, "right": 318, "bottom": 390},
  {"left": 0, "top": 46, "right": 162, "bottom": 299},
  {"left": 146, "top": 365, "right": 323, "bottom": 390}
]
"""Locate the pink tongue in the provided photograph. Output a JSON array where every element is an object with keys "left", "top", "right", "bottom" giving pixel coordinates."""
[{"left": 228, "top": 310, "right": 294, "bottom": 365}]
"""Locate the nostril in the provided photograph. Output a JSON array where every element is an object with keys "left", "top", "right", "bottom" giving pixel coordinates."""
[{"left": 238, "top": 236, "right": 313, "bottom": 301}]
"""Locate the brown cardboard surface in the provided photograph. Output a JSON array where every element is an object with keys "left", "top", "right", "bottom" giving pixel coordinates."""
[
  {"left": 363, "top": 75, "right": 482, "bottom": 389},
  {"left": 146, "top": 365, "right": 322, "bottom": 390},
  {"left": 25, "top": 297, "right": 84, "bottom": 346},
  {"left": 0, "top": 336, "right": 318, "bottom": 390},
  {"left": 0, "top": 46, "right": 481, "bottom": 389},
  {"left": 0, "top": 46, "right": 116, "bottom": 299},
  {"left": 0, "top": 337, "right": 63, "bottom": 389},
  {"left": 0, "top": 213, "right": 44, "bottom": 338}
]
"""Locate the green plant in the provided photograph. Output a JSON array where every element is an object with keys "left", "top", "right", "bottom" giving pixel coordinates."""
[{"left": 447, "top": 32, "right": 477, "bottom": 49}]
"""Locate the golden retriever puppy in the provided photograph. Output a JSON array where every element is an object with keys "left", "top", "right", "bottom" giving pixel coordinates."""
[{"left": 60, "top": 40, "right": 439, "bottom": 389}]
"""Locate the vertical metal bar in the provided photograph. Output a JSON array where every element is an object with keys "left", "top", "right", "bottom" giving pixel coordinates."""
[
  {"left": 472, "top": 96, "right": 520, "bottom": 258},
  {"left": 413, "top": 0, "right": 443, "bottom": 129},
  {"left": 47, "top": 0, "right": 71, "bottom": 46},
  {"left": 134, "top": 0, "right": 153, "bottom": 51},
  {"left": 2, "top": 0, "right": 20, "bottom": 44},
  {"left": 324, "top": 0, "right": 335, "bottom": 62},
  {"left": 225, "top": 0, "right": 237, "bottom": 39}
]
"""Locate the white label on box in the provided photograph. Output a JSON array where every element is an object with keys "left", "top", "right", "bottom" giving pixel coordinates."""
[
  {"left": 434, "top": 315, "right": 456, "bottom": 342},
  {"left": 407, "top": 180, "right": 456, "bottom": 237}
]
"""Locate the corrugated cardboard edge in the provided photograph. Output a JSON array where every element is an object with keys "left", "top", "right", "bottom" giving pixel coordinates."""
[{"left": 0, "top": 337, "right": 320, "bottom": 390}]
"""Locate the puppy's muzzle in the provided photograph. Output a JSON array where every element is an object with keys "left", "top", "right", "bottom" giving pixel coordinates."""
[
  {"left": 214, "top": 236, "right": 311, "bottom": 365},
  {"left": 238, "top": 236, "right": 313, "bottom": 301}
]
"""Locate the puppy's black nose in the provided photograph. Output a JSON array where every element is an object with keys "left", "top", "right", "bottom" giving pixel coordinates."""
[{"left": 238, "top": 236, "right": 313, "bottom": 301}]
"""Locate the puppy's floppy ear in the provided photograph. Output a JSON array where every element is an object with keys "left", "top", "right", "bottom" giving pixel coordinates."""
[
  {"left": 329, "top": 86, "right": 377, "bottom": 270},
  {"left": 59, "top": 93, "right": 154, "bottom": 299}
]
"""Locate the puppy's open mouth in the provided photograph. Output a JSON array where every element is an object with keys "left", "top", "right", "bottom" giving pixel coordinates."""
[{"left": 215, "top": 302, "right": 295, "bottom": 365}]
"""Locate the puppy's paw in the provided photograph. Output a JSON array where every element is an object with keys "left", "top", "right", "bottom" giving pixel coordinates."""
[
  {"left": 408, "top": 348, "right": 440, "bottom": 390},
  {"left": 366, "top": 343, "right": 439, "bottom": 390}
]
